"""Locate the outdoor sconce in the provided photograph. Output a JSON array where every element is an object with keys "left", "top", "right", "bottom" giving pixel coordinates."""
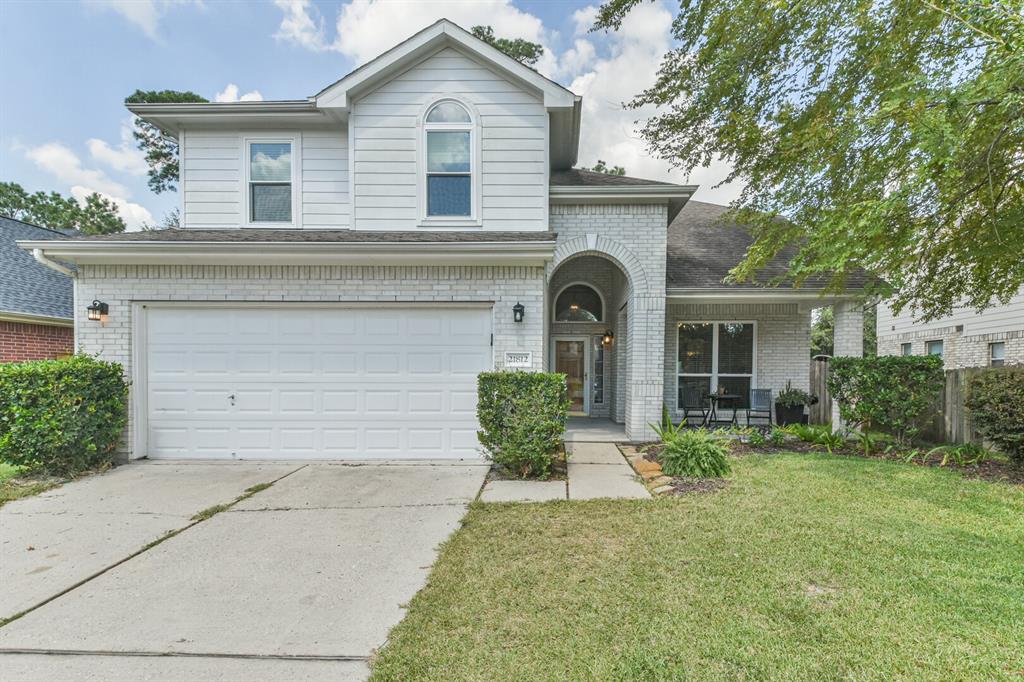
[
  {"left": 602, "top": 329, "right": 614, "bottom": 346},
  {"left": 512, "top": 302, "right": 525, "bottom": 323},
  {"left": 87, "top": 300, "right": 109, "bottom": 323}
]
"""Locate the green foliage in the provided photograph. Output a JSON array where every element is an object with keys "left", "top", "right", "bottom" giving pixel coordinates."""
[
  {"left": 650, "top": 402, "right": 685, "bottom": 442},
  {"left": 767, "top": 428, "right": 786, "bottom": 447},
  {"left": 582, "top": 160, "right": 626, "bottom": 175},
  {"left": 775, "top": 381, "right": 816, "bottom": 408},
  {"left": 470, "top": 26, "right": 544, "bottom": 66},
  {"left": 126, "top": 89, "right": 209, "bottom": 193},
  {"left": 477, "top": 372, "right": 570, "bottom": 479},
  {"left": 781, "top": 423, "right": 846, "bottom": 454},
  {"left": 659, "top": 429, "right": 731, "bottom": 478},
  {"left": 923, "top": 443, "right": 993, "bottom": 468},
  {"left": 595, "top": 0, "right": 1024, "bottom": 320},
  {"left": 827, "top": 356, "right": 944, "bottom": 445},
  {"left": 0, "top": 355, "right": 129, "bottom": 476},
  {"left": 748, "top": 430, "right": 766, "bottom": 447},
  {"left": 965, "top": 366, "right": 1024, "bottom": 462},
  {"left": 0, "top": 181, "right": 125, "bottom": 234},
  {"left": 811, "top": 305, "right": 878, "bottom": 358}
]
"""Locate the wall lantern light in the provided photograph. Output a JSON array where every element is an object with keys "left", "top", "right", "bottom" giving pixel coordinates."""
[
  {"left": 512, "top": 302, "right": 525, "bottom": 323},
  {"left": 602, "top": 329, "right": 614, "bottom": 345},
  {"left": 87, "top": 300, "right": 109, "bottom": 323}
]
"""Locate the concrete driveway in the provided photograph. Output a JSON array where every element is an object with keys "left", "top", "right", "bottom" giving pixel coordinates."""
[{"left": 0, "top": 460, "right": 488, "bottom": 681}]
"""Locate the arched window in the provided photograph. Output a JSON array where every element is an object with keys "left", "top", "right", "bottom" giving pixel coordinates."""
[
  {"left": 424, "top": 100, "right": 473, "bottom": 218},
  {"left": 555, "top": 284, "right": 603, "bottom": 322}
]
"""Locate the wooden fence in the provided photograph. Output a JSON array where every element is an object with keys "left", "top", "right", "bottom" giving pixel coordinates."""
[{"left": 807, "top": 359, "right": 981, "bottom": 444}]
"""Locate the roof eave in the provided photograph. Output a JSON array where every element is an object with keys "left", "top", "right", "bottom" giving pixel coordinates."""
[
  {"left": 666, "top": 287, "right": 866, "bottom": 301},
  {"left": 0, "top": 311, "right": 73, "bottom": 327},
  {"left": 125, "top": 100, "right": 330, "bottom": 136}
]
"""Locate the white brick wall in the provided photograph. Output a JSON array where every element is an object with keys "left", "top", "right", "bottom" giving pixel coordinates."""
[
  {"left": 878, "top": 327, "right": 1024, "bottom": 369},
  {"left": 549, "top": 204, "right": 667, "bottom": 440},
  {"left": 75, "top": 263, "right": 544, "bottom": 458},
  {"left": 663, "top": 302, "right": 811, "bottom": 422}
]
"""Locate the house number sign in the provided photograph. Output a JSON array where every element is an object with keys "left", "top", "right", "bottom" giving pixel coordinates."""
[{"left": 504, "top": 351, "right": 533, "bottom": 368}]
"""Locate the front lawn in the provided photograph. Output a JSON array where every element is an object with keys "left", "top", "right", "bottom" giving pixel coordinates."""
[
  {"left": 370, "top": 453, "right": 1024, "bottom": 680},
  {"left": 0, "top": 462, "right": 59, "bottom": 507}
]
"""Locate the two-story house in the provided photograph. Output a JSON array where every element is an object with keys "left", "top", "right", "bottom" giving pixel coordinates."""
[
  {"left": 20, "top": 20, "right": 867, "bottom": 461},
  {"left": 877, "top": 290, "right": 1024, "bottom": 368}
]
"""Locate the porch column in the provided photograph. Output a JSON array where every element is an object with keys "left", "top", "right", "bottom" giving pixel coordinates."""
[
  {"left": 625, "top": 294, "right": 665, "bottom": 441},
  {"left": 831, "top": 301, "right": 864, "bottom": 429}
]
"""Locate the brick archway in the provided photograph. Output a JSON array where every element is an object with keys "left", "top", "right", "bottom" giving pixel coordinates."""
[{"left": 547, "top": 234, "right": 650, "bottom": 295}]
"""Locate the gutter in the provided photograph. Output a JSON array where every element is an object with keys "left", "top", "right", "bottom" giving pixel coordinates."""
[
  {"left": 0, "top": 311, "right": 74, "bottom": 327},
  {"left": 666, "top": 288, "right": 863, "bottom": 300},
  {"left": 32, "top": 248, "right": 75, "bottom": 277}
]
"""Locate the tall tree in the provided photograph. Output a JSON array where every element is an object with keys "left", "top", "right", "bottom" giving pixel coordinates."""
[
  {"left": 126, "top": 89, "right": 208, "bottom": 194},
  {"left": 0, "top": 182, "right": 125, "bottom": 234},
  {"left": 471, "top": 26, "right": 544, "bottom": 66},
  {"left": 583, "top": 160, "right": 627, "bottom": 175},
  {"left": 595, "top": 0, "right": 1024, "bottom": 320}
]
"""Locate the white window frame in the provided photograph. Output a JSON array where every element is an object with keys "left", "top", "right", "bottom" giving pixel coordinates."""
[
  {"left": 243, "top": 134, "right": 301, "bottom": 228},
  {"left": 926, "top": 339, "right": 944, "bottom": 357},
  {"left": 901, "top": 342, "right": 912, "bottom": 356},
  {"left": 990, "top": 341, "right": 1006, "bottom": 367},
  {"left": 551, "top": 281, "right": 605, "bottom": 323},
  {"left": 675, "top": 321, "right": 758, "bottom": 406},
  {"left": 418, "top": 98, "right": 481, "bottom": 228}
]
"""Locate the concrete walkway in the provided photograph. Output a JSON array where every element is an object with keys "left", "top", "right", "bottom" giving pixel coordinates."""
[
  {"left": 479, "top": 442, "right": 649, "bottom": 502},
  {"left": 0, "top": 461, "right": 488, "bottom": 681}
]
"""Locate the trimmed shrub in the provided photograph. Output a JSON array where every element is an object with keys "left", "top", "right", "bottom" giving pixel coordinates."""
[
  {"left": 965, "top": 366, "right": 1024, "bottom": 462},
  {"left": 0, "top": 355, "right": 129, "bottom": 475},
  {"left": 827, "top": 355, "right": 944, "bottom": 445},
  {"left": 660, "top": 429, "right": 731, "bottom": 478},
  {"left": 477, "top": 371, "right": 570, "bottom": 479}
]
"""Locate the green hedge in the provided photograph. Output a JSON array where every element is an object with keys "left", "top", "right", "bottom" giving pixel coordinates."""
[
  {"left": 965, "top": 366, "right": 1024, "bottom": 462},
  {"left": 477, "top": 371, "right": 570, "bottom": 479},
  {"left": 827, "top": 355, "right": 944, "bottom": 445},
  {"left": 0, "top": 355, "right": 129, "bottom": 475}
]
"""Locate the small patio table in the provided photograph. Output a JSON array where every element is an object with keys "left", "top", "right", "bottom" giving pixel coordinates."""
[{"left": 703, "top": 394, "right": 740, "bottom": 427}]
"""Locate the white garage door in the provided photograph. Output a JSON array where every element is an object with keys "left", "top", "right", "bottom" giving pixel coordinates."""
[{"left": 145, "top": 306, "right": 492, "bottom": 460}]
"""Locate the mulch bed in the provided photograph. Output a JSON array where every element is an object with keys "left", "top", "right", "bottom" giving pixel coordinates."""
[
  {"left": 640, "top": 439, "right": 1023, "bottom": 486},
  {"left": 661, "top": 477, "right": 729, "bottom": 495},
  {"left": 486, "top": 447, "right": 568, "bottom": 482}
]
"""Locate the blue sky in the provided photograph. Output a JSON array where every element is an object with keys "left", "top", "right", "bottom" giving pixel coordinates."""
[{"left": 0, "top": 0, "right": 738, "bottom": 229}]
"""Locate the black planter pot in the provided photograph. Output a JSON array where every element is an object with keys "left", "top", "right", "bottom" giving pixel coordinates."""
[{"left": 775, "top": 403, "right": 807, "bottom": 426}]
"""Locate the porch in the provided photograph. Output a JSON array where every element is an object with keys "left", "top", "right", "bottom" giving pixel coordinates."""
[{"left": 564, "top": 417, "right": 628, "bottom": 443}]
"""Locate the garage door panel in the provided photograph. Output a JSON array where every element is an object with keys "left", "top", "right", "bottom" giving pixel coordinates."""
[{"left": 146, "top": 306, "right": 490, "bottom": 460}]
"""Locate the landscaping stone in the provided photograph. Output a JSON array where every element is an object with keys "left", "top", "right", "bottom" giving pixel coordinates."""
[
  {"left": 653, "top": 485, "right": 675, "bottom": 495},
  {"left": 480, "top": 480, "right": 566, "bottom": 503},
  {"left": 633, "top": 458, "right": 662, "bottom": 475}
]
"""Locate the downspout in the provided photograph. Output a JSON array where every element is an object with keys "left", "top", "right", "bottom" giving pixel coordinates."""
[{"left": 32, "top": 248, "right": 75, "bottom": 277}]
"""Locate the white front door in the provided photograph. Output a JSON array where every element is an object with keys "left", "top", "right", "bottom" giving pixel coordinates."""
[{"left": 143, "top": 305, "right": 492, "bottom": 460}]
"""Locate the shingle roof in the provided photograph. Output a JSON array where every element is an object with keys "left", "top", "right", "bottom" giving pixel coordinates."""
[
  {"left": 55, "top": 229, "right": 557, "bottom": 243},
  {"left": 666, "top": 201, "right": 870, "bottom": 290},
  {"left": 550, "top": 168, "right": 678, "bottom": 187},
  {"left": 0, "top": 216, "right": 76, "bottom": 320}
]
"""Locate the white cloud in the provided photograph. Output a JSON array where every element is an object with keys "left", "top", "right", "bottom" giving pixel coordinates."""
[
  {"left": 24, "top": 141, "right": 154, "bottom": 231},
  {"left": 85, "top": 0, "right": 203, "bottom": 40},
  {"left": 273, "top": 0, "right": 328, "bottom": 51},
  {"left": 572, "top": 5, "right": 598, "bottom": 36},
  {"left": 215, "top": 84, "right": 264, "bottom": 103},
  {"left": 86, "top": 120, "right": 148, "bottom": 176}
]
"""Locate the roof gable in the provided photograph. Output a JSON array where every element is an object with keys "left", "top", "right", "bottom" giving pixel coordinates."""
[{"left": 315, "top": 19, "right": 577, "bottom": 111}]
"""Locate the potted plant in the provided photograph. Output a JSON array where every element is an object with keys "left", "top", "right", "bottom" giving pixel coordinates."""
[{"left": 775, "top": 381, "right": 818, "bottom": 426}]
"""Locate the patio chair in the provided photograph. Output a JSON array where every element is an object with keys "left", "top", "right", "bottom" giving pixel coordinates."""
[
  {"left": 746, "top": 388, "right": 773, "bottom": 426},
  {"left": 680, "top": 386, "right": 709, "bottom": 426}
]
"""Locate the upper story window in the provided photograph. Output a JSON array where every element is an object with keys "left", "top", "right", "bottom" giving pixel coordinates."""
[
  {"left": 248, "top": 141, "right": 293, "bottom": 224},
  {"left": 555, "top": 284, "right": 603, "bottom": 322},
  {"left": 424, "top": 100, "right": 473, "bottom": 218}
]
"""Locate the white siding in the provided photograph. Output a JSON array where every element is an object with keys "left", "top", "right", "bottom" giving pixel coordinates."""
[
  {"left": 878, "top": 289, "right": 1024, "bottom": 337},
  {"left": 351, "top": 47, "right": 548, "bottom": 231},
  {"left": 181, "top": 127, "right": 350, "bottom": 229}
]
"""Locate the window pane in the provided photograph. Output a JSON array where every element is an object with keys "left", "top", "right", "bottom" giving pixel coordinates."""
[
  {"left": 555, "top": 285, "right": 602, "bottom": 322},
  {"left": 678, "top": 377, "right": 711, "bottom": 406},
  {"left": 927, "top": 340, "right": 943, "bottom": 356},
  {"left": 251, "top": 183, "right": 291, "bottom": 222},
  {"left": 901, "top": 343, "right": 912, "bottom": 356},
  {"left": 718, "top": 323, "right": 753, "bottom": 374},
  {"left": 427, "top": 175, "right": 471, "bottom": 216},
  {"left": 717, "top": 376, "right": 751, "bottom": 408},
  {"left": 426, "top": 101, "right": 471, "bottom": 123},
  {"left": 250, "top": 143, "right": 291, "bottom": 182},
  {"left": 592, "top": 337, "right": 604, "bottom": 404},
  {"left": 678, "top": 323, "right": 713, "bottom": 374},
  {"left": 427, "top": 131, "right": 470, "bottom": 172},
  {"left": 991, "top": 342, "right": 1005, "bottom": 367}
]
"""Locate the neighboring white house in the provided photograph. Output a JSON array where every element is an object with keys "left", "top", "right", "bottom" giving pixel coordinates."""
[
  {"left": 877, "top": 290, "right": 1024, "bottom": 368},
  {"left": 20, "top": 20, "right": 867, "bottom": 461}
]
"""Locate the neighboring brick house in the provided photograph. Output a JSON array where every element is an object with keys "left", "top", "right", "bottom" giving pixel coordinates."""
[
  {"left": 0, "top": 216, "right": 76, "bottom": 362},
  {"left": 877, "top": 290, "right": 1024, "bottom": 369},
  {"left": 19, "top": 20, "right": 867, "bottom": 461}
]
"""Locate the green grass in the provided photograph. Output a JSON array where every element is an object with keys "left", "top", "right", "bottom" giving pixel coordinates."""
[
  {"left": 370, "top": 453, "right": 1024, "bottom": 681},
  {"left": 0, "top": 462, "right": 58, "bottom": 507}
]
